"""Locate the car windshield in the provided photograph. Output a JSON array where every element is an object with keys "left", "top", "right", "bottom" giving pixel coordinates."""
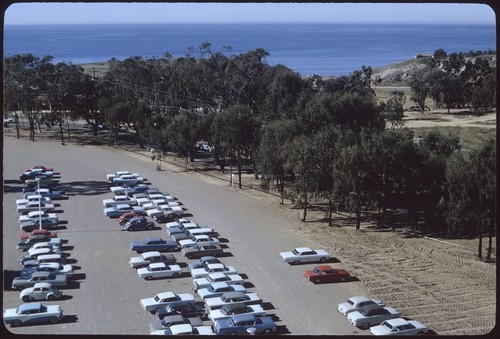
[
  {"left": 292, "top": 249, "right": 299, "bottom": 255},
  {"left": 381, "top": 321, "right": 393, "bottom": 330}
]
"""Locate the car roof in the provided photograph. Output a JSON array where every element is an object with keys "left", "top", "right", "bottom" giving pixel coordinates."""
[
  {"left": 169, "top": 324, "right": 192, "bottom": 334},
  {"left": 383, "top": 318, "right": 409, "bottom": 326},
  {"left": 142, "top": 251, "right": 161, "bottom": 258},
  {"left": 144, "top": 236, "right": 163, "bottom": 242},
  {"left": 210, "top": 282, "right": 229, "bottom": 289},
  {"left": 295, "top": 246, "right": 313, "bottom": 252},
  {"left": 315, "top": 265, "right": 334, "bottom": 271},
  {"left": 360, "top": 304, "right": 383, "bottom": 312},
  {"left": 221, "top": 302, "right": 246, "bottom": 311},
  {"left": 33, "top": 282, "right": 54, "bottom": 289},
  {"left": 230, "top": 314, "right": 257, "bottom": 322},
  {"left": 128, "top": 217, "right": 144, "bottom": 222},
  {"left": 149, "top": 263, "right": 166, "bottom": 269},
  {"left": 206, "top": 263, "right": 225, "bottom": 269},
  {"left": 39, "top": 262, "right": 60, "bottom": 269},
  {"left": 221, "top": 291, "right": 246, "bottom": 299},
  {"left": 19, "top": 303, "right": 42, "bottom": 312},
  {"left": 116, "top": 204, "right": 132, "bottom": 209},
  {"left": 162, "top": 314, "right": 185, "bottom": 322},
  {"left": 156, "top": 291, "right": 176, "bottom": 299},
  {"left": 32, "top": 271, "right": 52, "bottom": 277},
  {"left": 208, "top": 272, "right": 227, "bottom": 279},
  {"left": 349, "top": 296, "right": 371, "bottom": 303}
]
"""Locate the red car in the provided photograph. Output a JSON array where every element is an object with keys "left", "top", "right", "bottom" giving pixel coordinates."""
[
  {"left": 19, "top": 229, "right": 58, "bottom": 240},
  {"left": 117, "top": 212, "right": 139, "bottom": 226},
  {"left": 303, "top": 265, "right": 350, "bottom": 284}
]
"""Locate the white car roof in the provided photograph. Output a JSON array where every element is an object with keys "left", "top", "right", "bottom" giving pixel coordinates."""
[
  {"left": 156, "top": 291, "right": 176, "bottom": 299},
  {"left": 206, "top": 263, "right": 225, "bottom": 269},
  {"left": 295, "top": 246, "right": 313, "bottom": 252},
  {"left": 349, "top": 296, "right": 371, "bottom": 303},
  {"left": 27, "top": 211, "right": 46, "bottom": 217},
  {"left": 149, "top": 263, "right": 167, "bottom": 269},
  {"left": 32, "top": 282, "right": 54, "bottom": 289},
  {"left": 208, "top": 272, "right": 227, "bottom": 279},
  {"left": 382, "top": 318, "right": 409, "bottom": 326},
  {"left": 115, "top": 204, "right": 131, "bottom": 209},
  {"left": 210, "top": 282, "right": 229, "bottom": 289},
  {"left": 142, "top": 251, "right": 161, "bottom": 259},
  {"left": 169, "top": 324, "right": 192, "bottom": 335},
  {"left": 38, "top": 262, "right": 60, "bottom": 269}
]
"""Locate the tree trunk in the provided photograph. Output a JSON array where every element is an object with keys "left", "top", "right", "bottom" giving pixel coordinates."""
[{"left": 328, "top": 198, "right": 333, "bottom": 226}]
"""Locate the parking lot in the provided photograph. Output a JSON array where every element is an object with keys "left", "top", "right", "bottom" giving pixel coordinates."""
[{"left": 3, "top": 137, "right": 366, "bottom": 335}]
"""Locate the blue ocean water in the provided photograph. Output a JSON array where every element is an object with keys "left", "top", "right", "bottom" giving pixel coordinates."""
[{"left": 3, "top": 23, "right": 496, "bottom": 76}]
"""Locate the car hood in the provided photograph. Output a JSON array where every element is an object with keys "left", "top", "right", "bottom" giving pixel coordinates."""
[
  {"left": 369, "top": 324, "right": 391, "bottom": 335},
  {"left": 303, "top": 270, "right": 317, "bottom": 278},
  {"left": 3, "top": 308, "right": 19, "bottom": 318},
  {"left": 346, "top": 311, "right": 364, "bottom": 322}
]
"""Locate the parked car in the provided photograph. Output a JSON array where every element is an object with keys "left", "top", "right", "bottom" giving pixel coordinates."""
[
  {"left": 23, "top": 188, "right": 63, "bottom": 200},
  {"left": 24, "top": 176, "right": 57, "bottom": 187},
  {"left": 207, "top": 302, "right": 266, "bottom": 322},
  {"left": 152, "top": 213, "right": 180, "bottom": 223},
  {"left": 129, "top": 251, "right": 177, "bottom": 269},
  {"left": 347, "top": 304, "right": 401, "bottom": 329},
  {"left": 19, "top": 218, "right": 59, "bottom": 232},
  {"left": 304, "top": 265, "right": 350, "bottom": 283},
  {"left": 25, "top": 165, "right": 53, "bottom": 172},
  {"left": 213, "top": 314, "right": 277, "bottom": 335},
  {"left": 110, "top": 184, "right": 148, "bottom": 196},
  {"left": 137, "top": 263, "right": 182, "bottom": 280},
  {"left": 26, "top": 239, "right": 63, "bottom": 255},
  {"left": 280, "top": 247, "right": 330, "bottom": 264},
  {"left": 16, "top": 195, "right": 52, "bottom": 207},
  {"left": 140, "top": 292, "right": 195, "bottom": 313},
  {"left": 20, "top": 262, "right": 73, "bottom": 279},
  {"left": 102, "top": 195, "right": 138, "bottom": 207},
  {"left": 17, "top": 201, "right": 55, "bottom": 214},
  {"left": 22, "top": 254, "right": 66, "bottom": 268},
  {"left": 171, "top": 227, "right": 217, "bottom": 242},
  {"left": 149, "top": 314, "right": 203, "bottom": 333},
  {"left": 11, "top": 271, "right": 68, "bottom": 290},
  {"left": 20, "top": 170, "right": 54, "bottom": 181},
  {"left": 19, "top": 282, "right": 63, "bottom": 302},
  {"left": 117, "top": 212, "right": 140, "bottom": 226},
  {"left": 179, "top": 235, "right": 221, "bottom": 249},
  {"left": 193, "top": 272, "right": 244, "bottom": 291},
  {"left": 191, "top": 263, "right": 237, "bottom": 279},
  {"left": 19, "top": 229, "right": 57, "bottom": 240},
  {"left": 154, "top": 301, "right": 205, "bottom": 320},
  {"left": 3, "top": 302, "right": 63, "bottom": 327},
  {"left": 18, "top": 248, "right": 60, "bottom": 265},
  {"left": 337, "top": 296, "right": 385, "bottom": 315},
  {"left": 205, "top": 291, "right": 262, "bottom": 311},
  {"left": 370, "top": 318, "right": 428, "bottom": 336},
  {"left": 18, "top": 210, "right": 58, "bottom": 225},
  {"left": 187, "top": 256, "right": 222, "bottom": 271},
  {"left": 146, "top": 206, "right": 184, "bottom": 219},
  {"left": 130, "top": 237, "right": 178, "bottom": 253},
  {"left": 197, "top": 282, "right": 247, "bottom": 300},
  {"left": 16, "top": 234, "right": 54, "bottom": 250},
  {"left": 122, "top": 217, "right": 155, "bottom": 231},
  {"left": 182, "top": 244, "right": 224, "bottom": 259},
  {"left": 112, "top": 174, "right": 144, "bottom": 186},
  {"left": 103, "top": 204, "right": 145, "bottom": 218},
  {"left": 166, "top": 223, "right": 201, "bottom": 237},
  {"left": 151, "top": 324, "right": 214, "bottom": 335},
  {"left": 106, "top": 171, "right": 140, "bottom": 182}
]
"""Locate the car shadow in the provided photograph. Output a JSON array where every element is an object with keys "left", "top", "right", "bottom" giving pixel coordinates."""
[
  {"left": 58, "top": 315, "right": 79, "bottom": 324},
  {"left": 275, "top": 325, "right": 291, "bottom": 334},
  {"left": 217, "top": 252, "right": 233, "bottom": 258},
  {"left": 262, "top": 302, "right": 276, "bottom": 310},
  {"left": 58, "top": 180, "right": 111, "bottom": 196}
]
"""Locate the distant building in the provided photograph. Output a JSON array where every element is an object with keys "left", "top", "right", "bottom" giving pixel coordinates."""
[{"left": 414, "top": 53, "right": 433, "bottom": 59}]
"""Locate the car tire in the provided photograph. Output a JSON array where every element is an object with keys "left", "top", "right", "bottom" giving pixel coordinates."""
[
  {"left": 319, "top": 257, "right": 327, "bottom": 263},
  {"left": 21, "top": 295, "right": 31, "bottom": 302},
  {"left": 145, "top": 276, "right": 153, "bottom": 280},
  {"left": 315, "top": 279, "right": 321, "bottom": 284},
  {"left": 49, "top": 316, "right": 59, "bottom": 324},
  {"left": 173, "top": 273, "right": 179, "bottom": 278},
  {"left": 47, "top": 294, "right": 55, "bottom": 301},
  {"left": 11, "top": 319, "right": 22, "bottom": 327},
  {"left": 292, "top": 260, "right": 300, "bottom": 265},
  {"left": 360, "top": 323, "right": 370, "bottom": 330},
  {"left": 263, "top": 329, "right": 273, "bottom": 334}
]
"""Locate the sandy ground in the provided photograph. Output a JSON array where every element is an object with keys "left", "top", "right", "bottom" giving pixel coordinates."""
[{"left": 3, "top": 108, "right": 496, "bottom": 335}]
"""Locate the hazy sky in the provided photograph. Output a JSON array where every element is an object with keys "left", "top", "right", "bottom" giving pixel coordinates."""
[{"left": 3, "top": 2, "right": 496, "bottom": 25}]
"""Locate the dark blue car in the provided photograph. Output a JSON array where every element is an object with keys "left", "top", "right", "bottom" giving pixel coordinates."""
[
  {"left": 123, "top": 217, "right": 155, "bottom": 231},
  {"left": 213, "top": 314, "right": 277, "bottom": 334}
]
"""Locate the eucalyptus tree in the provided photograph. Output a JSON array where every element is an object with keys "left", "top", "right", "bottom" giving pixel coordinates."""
[
  {"left": 407, "top": 65, "right": 442, "bottom": 114},
  {"left": 210, "top": 105, "right": 258, "bottom": 188},
  {"left": 256, "top": 119, "right": 302, "bottom": 203},
  {"left": 165, "top": 112, "right": 203, "bottom": 169},
  {"left": 3, "top": 54, "right": 54, "bottom": 140},
  {"left": 381, "top": 91, "right": 405, "bottom": 129},
  {"left": 445, "top": 139, "right": 495, "bottom": 259}
]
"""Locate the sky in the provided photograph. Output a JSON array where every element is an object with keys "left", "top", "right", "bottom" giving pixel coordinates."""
[{"left": 3, "top": 2, "right": 496, "bottom": 25}]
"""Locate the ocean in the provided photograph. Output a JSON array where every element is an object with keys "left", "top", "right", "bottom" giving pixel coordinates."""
[{"left": 3, "top": 23, "right": 496, "bottom": 76}]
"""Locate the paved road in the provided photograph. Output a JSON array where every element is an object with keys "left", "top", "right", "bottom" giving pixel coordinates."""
[{"left": 3, "top": 137, "right": 364, "bottom": 335}]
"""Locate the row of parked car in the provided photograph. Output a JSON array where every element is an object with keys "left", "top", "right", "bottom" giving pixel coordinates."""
[
  {"left": 104, "top": 170, "right": 280, "bottom": 335},
  {"left": 4, "top": 165, "right": 73, "bottom": 327}
]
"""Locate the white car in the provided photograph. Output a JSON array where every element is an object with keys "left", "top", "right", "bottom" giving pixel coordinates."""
[
  {"left": 191, "top": 263, "right": 237, "bottom": 279},
  {"left": 370, "top": 318, "right": 428, "bottom": 335},
  {"left": 22, "top": 262, "right": 74, "bottom": 278},
  {"left": 106, "top": 171, "right": 140, "bottom": 182},
  {"left": 279, "top": 247, "right": 330, "bottom": 264},
  {"left": 179, "top": 235, "right": 221, "bottom": 249},
  {"left": 338, "top": 296, "right": 385, "bottom": 315},
  {"left": 347, "top": 305, "right": 401, "bottom": 330},
  {"left": 208, "top": 302, "right": 266, "bottom": 322},
  {"left": 19, "top": 282, "right": 63, "bottom": 302},
  {"left": 146, "top": 205, "right": 183, "bottom": 218},
  {"left": 27, "top": 239, "right": 63, "bottom": 255},
  {"left": 142, "top": 200, "right": 180, "bottom": 210},
  {"left": 197, "top": 282, "right": 247, "bottom": 300},
  {"left": 112, "top": 174, "right": 144, "bottom": 185},
  {"left": 3, "top": 302, "right": 63, "bottom": 327},
  {"left": 151, "top": 324, "right": 214, "bottom": 335},
  {"left": 128, "top": 251, "right": 177, "bottom": 268},
  {"left": 193, "top": 272, "right": 244, "bottom": 291},
  {"left": 205, "top": 291, "right": 262, "bottom": 311},
  {"left": 17, "top": 201, "right": 55, "bottom": 214},
  {"left": 16, "top": 195, "right": 52, "bottom": 207},
  {"left": 165, "top": 218, "right": 192, "bottom": 229},
  {"left": 140, "top": 291, "right": 195, "bottom": 312},
  {"left": 102, "top": 195, "right": 138, "bottom": 207},
  {"left": 137, "top": 263, "right": 182, "bottom": 280},
  {"left": 18, "top": 211, "right": 58, "bottom": 224}
]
